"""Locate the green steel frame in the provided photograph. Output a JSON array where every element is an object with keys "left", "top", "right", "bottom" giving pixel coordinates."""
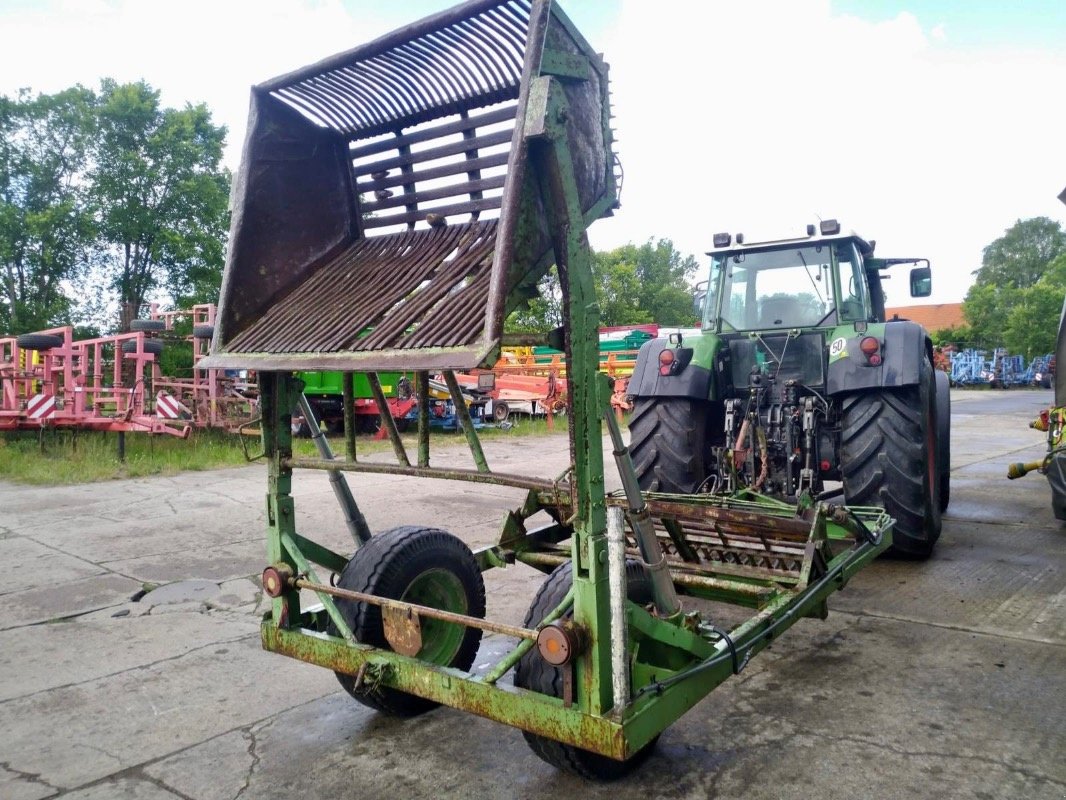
[
  {"left": 218, "top": 0, "right": 897, "bottom": 768},
  {"left": 254, "top": 67, "right": 893, "bottom": 762}
]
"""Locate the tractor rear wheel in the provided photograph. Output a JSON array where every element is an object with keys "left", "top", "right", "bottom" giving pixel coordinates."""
[
  {"left": 515, "top": 561, "right": 660, "bottom": 780},
  {"left": 840, "top": 362, "right": 942, "bottom": 557},
  {"left": 629, "top": 397, "right": 711, "bottom": 493},
  {"left": 330, "top": 526, "right": 485, "bottom": 716},
  {"left": 935, "top": 369, "right": 951, "bottom": 513}
]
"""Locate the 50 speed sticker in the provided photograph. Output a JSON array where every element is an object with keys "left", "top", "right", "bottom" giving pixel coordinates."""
[{"left": 829, "top": 337, "right": 848, "bottom": 362}]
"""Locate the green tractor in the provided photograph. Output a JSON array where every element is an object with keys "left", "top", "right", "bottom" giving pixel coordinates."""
[{"left": 628, "top": 220, "right": 951, "bottom": 557}]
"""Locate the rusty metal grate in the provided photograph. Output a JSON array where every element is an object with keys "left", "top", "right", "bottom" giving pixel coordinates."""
[
  {"left": 225, "top": 220, "right": 498, "bottom": 356},
  {"left": 263, "top": 0, "right": 531, "bottom": 140}
]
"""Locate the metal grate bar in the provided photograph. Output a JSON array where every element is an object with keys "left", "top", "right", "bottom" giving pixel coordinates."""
[{"left": 224, "top": 221, "right": 498, "bottom": 355}]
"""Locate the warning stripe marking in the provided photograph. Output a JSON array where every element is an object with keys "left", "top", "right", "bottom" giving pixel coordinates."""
[
  {"left": 26, "top": 393, "right": 56, "bottom": 420},
  {"left": 155, "top": 392, "right": 188, "bottom": 419}
]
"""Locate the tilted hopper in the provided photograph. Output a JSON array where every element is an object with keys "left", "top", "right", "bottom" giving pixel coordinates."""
[{"left": 201, "top": 0, "right": 617, "bottom": 373}]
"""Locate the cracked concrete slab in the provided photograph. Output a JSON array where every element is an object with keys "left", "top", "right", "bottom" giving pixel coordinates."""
[
  {"left": 0, "top": 572, "right": 143, "bottom": 631},
  {"left": 0, "top": 611, "right": 257, "bottom": 702},
  {"left": 0, "top": 634, "right": 336, "bottom": 789},
  {"left": 59, "top": 775, "right": 184, "bottom": 799}
]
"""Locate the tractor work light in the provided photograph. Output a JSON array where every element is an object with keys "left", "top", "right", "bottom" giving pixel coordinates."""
[
  {"left": 713, "top": 232, "right": 731, "bottom": 247},
  {"left": 806, "top": 224, "right": 816, "bottom": 236},
  {"left": 819, "top": 219, "right": 841, "bottom": 235}
]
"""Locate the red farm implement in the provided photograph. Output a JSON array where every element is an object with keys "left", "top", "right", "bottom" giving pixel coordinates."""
[{"left": 0, "top": 326, "right": 188, "bottom": 437}]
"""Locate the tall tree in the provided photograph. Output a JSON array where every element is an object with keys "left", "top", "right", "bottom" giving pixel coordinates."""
[
  {"left": 505, "top": 239, "right": 701, "bottom": 333},
  {"left": 0, "top": 86, "right": 96, "bottom": 333},
  {"left": 963, "top": 217, "right": 1066, "bottom": 348},
  {"left": 92, "top": 80, "right": 229, "bottom": 329}
]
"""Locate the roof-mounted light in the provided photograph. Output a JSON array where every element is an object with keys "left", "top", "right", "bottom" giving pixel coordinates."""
[
  {"left": 819, "top": 219, "right": 841, "bottom": 235},
  {"left": 806, "top": 224, "right": 816, "bottom": 236},
  {"left": 713, "top": 232, "right": 731, "bottom": 247},
  {"left": 736, "top": 233, "right": 745, "bottom": 244}
]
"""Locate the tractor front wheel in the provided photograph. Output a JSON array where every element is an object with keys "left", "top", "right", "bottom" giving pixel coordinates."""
[{"left": 840, "top": 362, "right": 942, "bottom": 557}]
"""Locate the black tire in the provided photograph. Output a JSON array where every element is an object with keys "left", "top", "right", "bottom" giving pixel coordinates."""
[
  {"left": 121, "top": 339, "right": 164, "bottom": 355},
  {"left": 16, "top": 333, "right": 64, "bottom": 351},
  {"left": 840, "top": 361, "right": 942, "bottom": 558},
  {"left": 193, "top": 324, "right": 214, "bottom": 339},
  {"left": 491, "top": 400, "right": 510, "bottom": 423},
  {"left": 515, "top": 561, "right": 660, "bottom": 780},
  {"left": 121, "top": 339, "right": 164, "bottom": 354},
  {"left": 330, "top": 526, "right": 485, "bottom": 716},
  {"left": 129, "top": 319, "right": 165, "bottom": 332},
  {"left": 1046, "top": 453, "right": 1066, "bottom": 521},
  {"left": 629, "top": 397, "right": 710, "bottom": 493},
  {"left": 935, "top": 369, "right": 951, "bottom": 513}
]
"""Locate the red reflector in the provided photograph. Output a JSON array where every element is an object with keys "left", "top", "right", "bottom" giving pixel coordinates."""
[
  {"left": 859, "top": 336, "right": 880, "bottom": 355},
  {"left": 659, "top": 365, "right": 671, "bottom": 376},
  {"left": 868, "top": 353, "right": 882, "bottom": 366},
  {"left": 820, "top": 460, "right": 831, "bottom": 472},
  {"left": 658, "top": 349, "right": 675, "bottom": 366}
]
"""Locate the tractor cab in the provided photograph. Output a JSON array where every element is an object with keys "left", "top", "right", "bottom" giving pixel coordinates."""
[{"left": 701, "top": 220, "right": 930, "bottom": 333}]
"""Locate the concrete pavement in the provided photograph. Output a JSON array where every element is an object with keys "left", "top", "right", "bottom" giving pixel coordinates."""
[{"left": 0, "top": 390, "right": 1063, "bottom": 799}]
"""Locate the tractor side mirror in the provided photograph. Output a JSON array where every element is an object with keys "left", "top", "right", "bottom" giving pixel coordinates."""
[{"left": 910, "top": 266, "right": 932, "bottom": 297}]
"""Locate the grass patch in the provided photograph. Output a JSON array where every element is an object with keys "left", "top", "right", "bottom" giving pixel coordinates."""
[{"left": 0, "top": 413, "right": 569, "bottom": 486}]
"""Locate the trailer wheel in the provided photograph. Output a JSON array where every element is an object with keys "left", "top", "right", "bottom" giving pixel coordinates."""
[
  {"left": 121, "top": 339, "right": 164, "bottom": 355},
  {"left": 330, "top": 526, "right": 485, "bottom": 716},
  {"left": 840, "top": 361, "right": 942, "bottom": 557},
  {"left": 129, "top": 319, "right": 165, "bottom": 332},
  {"left": 491, "top": 400, "right": 510, "bottom": 423},
  {"left": 15, "top": 333, "right": 64, "bottom": 351},
  {"left": 628, "top": 397, "right": 711, "bottom": 493},
  {"left": 935, "top": 369, "right": 951, "bottom": 513},
  {"left": 515, "top": 561, "right": 660, "bottom": 780}
]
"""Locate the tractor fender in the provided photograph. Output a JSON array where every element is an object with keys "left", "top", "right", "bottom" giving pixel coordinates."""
[
  {"left": 628, "top": 337, "right": 713, "bottom": 399},
  {"left": 826, "top": 320, "right": 928, "bottom": 394}
]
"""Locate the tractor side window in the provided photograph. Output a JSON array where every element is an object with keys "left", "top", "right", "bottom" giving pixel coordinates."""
[{"left": 836, "top": 242, "right": 868, "bottom": 321}]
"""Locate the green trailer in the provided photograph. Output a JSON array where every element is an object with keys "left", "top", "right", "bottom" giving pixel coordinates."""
[{"left": 200, "top": 0, "right": 891, "bottom": 779}]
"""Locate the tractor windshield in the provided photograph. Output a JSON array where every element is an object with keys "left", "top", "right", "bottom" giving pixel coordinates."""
[{"left": 714, "top": 245, "right": 838, "bottom": 331}]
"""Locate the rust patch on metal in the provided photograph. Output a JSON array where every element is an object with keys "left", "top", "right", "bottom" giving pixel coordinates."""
[{"left": 383, "top": 605, "right": 423, "bottom": 657}]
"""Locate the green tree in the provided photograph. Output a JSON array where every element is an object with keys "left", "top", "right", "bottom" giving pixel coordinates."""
[
  {"left": 0, "top": 86, "right": 97, "bottom": 333},
  {"left": 504, "top": 239, "right": 700, "bottom": 333},
  {"left": 1003, "top": 252, "right": 1066, "bottom": 358},
  {"left": 605, "top": 238, "right": 700, "bottom": 326},
  {"left": 92, "top": 80, "right": 229, "bottom": 329},
  {"left": 963, "top": 218, "right": 1066, "bottom": 348}
]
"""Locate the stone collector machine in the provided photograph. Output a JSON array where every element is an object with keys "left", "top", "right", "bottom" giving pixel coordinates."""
[{"left": 202, "top": 0, "right": 894, "bottom": 778}]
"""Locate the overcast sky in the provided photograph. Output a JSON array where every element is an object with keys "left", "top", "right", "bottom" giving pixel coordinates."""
[{"left": 3, "top": 0, "right": 1065, "bottom": 305}]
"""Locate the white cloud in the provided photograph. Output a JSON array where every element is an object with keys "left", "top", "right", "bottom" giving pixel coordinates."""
[{"left": 3, "top": 0, "right": 1064, "bottom": 304}]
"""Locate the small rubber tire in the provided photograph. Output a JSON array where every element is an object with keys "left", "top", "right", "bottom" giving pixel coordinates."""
[
  {"left": 629, "top": 396, "right": 712, "bottom": 493},
  {"left": 515, "top": 560, "right": 660, "bottom": 780},
  {"left": 491, "top": 400, "right": 510, "bottom": 423},
  {"left": 129, "top": 319, "right": 165, "bottom": 332},
  {"left": 330, "top": 526, "right": 485, "bottom": 716},
  {"left": 121, "top": 339, "right": 164, "bottom": 355},
  {"left": 840, "top": 360, "right": 942, "bottom": 558},
  {"left": 193, "top": 324, "right": 214, "bottom": 339},
  {"left": 935, "top": 369, "right": 951, "bottom": 513},
  {"left": 1046, "top": 452, "right": 1066, "bottom": 521},
  {"left": 16, "top": 333, "right": 63, "bottom": 351}
]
